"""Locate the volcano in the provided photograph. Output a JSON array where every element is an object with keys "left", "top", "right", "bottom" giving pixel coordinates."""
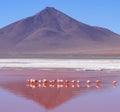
[{"left": 0, "top": 7, "right": 120, "bottom": 58}]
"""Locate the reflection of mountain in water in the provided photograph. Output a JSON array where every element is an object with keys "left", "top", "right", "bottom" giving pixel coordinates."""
[
  {"left": 0, "top": 73, "right": 119, "bottom": 110},
  {"left": 0, "top": 81, "right": 91, "bottom": 109}
]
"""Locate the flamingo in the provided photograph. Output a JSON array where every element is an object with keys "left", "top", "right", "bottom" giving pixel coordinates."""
[
  {"left": 86, "top": 80, "right": 91, "bottom": 88},
  {"left": 87, "top": 80, "right": 91, "bottom": 85},
  {"left": 96, "top": 80, "right": 101, "bottom": 88},
  {"left": 71, "top": 80, "right": 76, "bottom": 84},
  {"left": 113, "top": 81, "right": 117, "bottom": 88},
  {"left": 42, "top": 79, "right": 48, "bottom": 84},
  {"left": 76, "top": 80, "right": 80, "bottom": 87},
  {"left": 65, "top": 80, "right": 70, "bottom": 84}
]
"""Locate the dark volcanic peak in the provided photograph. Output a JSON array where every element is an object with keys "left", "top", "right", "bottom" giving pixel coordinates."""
[
  {"left": 33, "top": 7, "right": 65, "bottom": 31},
  {"left": 35, "top": 7, "right": 60, "bottom": 17},
  {"left": 40, "top": 7, "right": 57, "bottom": 13},
  {"left": 0, "top": 7, "right": 120, "bottom": 57}
]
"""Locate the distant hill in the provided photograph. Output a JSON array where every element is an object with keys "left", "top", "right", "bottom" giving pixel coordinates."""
[{"left": 0, "top": 7, "right": 120, "bottom": 58}]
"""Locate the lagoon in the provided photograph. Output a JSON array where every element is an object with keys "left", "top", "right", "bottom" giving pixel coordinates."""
[{"left": 0, "top": 59, "right": 120, "bottom": 112}]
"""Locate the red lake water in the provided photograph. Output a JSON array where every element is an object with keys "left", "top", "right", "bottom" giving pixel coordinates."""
[{"left": 0, "top": 68, "right": 120, "bottom": 112}]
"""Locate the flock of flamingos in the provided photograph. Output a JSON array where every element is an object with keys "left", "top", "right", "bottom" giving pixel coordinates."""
[{"left": 26, "top": 79, "right": 118, "bottom": 89}]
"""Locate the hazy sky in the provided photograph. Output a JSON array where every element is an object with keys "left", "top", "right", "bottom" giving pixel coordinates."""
[{"left": 0, "top": 0, "right": 120, "bottom": 34}]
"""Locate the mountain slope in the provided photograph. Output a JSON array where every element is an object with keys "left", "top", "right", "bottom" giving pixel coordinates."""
[{"left": 0, "top": 7, "right": 120, "bottom": 57}]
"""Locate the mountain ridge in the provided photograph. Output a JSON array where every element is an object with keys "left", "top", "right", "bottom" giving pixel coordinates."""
[{"left": 0, "top": 7, "right": 120, "bottom": 58}]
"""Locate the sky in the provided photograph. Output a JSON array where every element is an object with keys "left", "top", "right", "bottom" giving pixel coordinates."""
[{"left": 0, "top": 0, "right": 120, "bottom": 34}]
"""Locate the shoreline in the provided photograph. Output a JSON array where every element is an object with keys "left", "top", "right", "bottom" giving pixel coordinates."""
[{"left": 0, "top": 58, "right": 120, "bottom": 71}]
